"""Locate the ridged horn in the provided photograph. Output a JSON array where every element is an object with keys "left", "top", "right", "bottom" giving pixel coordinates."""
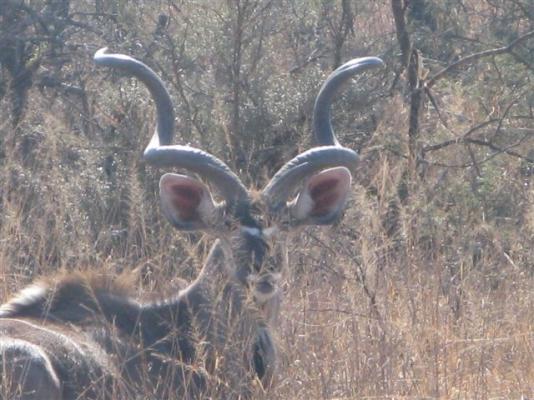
[
  {"left": 313, "top": 57, "right": 384, "bottom": 146},
  {"left": 262, "top": 57, "right": 384, "bottom": 208},
  {"left": 94, "top": 48, "right": 249, "bottom": 205}
]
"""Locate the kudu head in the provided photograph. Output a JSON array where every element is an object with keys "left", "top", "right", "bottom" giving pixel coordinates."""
[{"left": 94, "top": 49, "right": 383, "bottom": 308}]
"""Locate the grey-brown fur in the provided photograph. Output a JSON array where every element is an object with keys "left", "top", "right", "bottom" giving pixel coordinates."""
[
  {"left": 0, "top": 338, "right": 61, "bottom": 399},
  {"left": 0, "top": 237, "right": 280, "bottom": 399}
]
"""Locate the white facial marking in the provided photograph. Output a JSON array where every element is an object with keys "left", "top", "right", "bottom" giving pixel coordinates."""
[
  {"left": 241, "top": 226, "right": 262, "bottom": 237},
  {"left": 263, "top": 226, "right": 279, "bottom": 238},
  {"left": 240, "top": 225, "right": 279, "bottom": 239}
]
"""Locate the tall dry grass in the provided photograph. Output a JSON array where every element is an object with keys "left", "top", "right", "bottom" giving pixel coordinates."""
[
  {"left": 0, "top": 0, "right": 533, "bottom": 397},
  {"left": 1, "top": 97, "right": 531, "bottom": 397}
]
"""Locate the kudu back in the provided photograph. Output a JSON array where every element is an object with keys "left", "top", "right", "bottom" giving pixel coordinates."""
[{"left": 0, "top": 49, "right": 383, "bottom": 399}]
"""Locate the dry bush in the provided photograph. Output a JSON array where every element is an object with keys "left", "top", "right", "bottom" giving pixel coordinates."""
[{"left": 0, "top": 0, "right": 532, "bottom": 398}]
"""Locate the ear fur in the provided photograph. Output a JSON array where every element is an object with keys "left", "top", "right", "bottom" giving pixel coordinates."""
[
  {"left": 159, "top": 173, "right": 219, "bottom": 230},
  {"left": 289, "top": 167, "right": 352, "bottom": 225}
]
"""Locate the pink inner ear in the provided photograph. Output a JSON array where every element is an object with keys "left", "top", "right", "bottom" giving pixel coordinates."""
[
  {"left": 308, "top": 177, "right": 343, "bottom": 217},
  {"left": 166, "top": 182, "right": 202, "bottom": 220}
]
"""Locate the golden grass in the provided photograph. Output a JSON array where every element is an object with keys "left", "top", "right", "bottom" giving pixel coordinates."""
[
  {"left": 2, "top": 143, "right": 531, "bottom": 398},
  {"left": 0, "top": 8, "right": 532, "bottom": 394}
]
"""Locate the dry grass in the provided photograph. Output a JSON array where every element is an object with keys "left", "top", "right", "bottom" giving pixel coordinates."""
[
  {"left": 267, "top": 162, "right": 533, "bottom": 398},
  {"left": 0, "top": 1, "right": 533, "bottom": 397},
  {"left": 1, "top": 119, "right": 531, "bottom": 397}
]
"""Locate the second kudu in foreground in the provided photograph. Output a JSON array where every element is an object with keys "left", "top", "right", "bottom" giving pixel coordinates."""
[{"left": 0, "top": 49, "right": 383, "bottom": 399}]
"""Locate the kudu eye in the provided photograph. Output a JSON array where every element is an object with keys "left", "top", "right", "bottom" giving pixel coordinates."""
[{"left": 0, "top": 49, "right": 383, "bottom": 399}]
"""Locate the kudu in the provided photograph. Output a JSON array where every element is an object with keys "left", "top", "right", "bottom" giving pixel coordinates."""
[{"left": 0, "top": 49, "right": 383, "bottom": 399}]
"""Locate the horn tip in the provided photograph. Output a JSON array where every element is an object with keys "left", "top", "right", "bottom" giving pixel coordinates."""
[
  {"left": 340, "top": 56, "right": 385, "bottom": 72},
  {"left": 94, "top": 47, "right": 109, "bottom": 62}
]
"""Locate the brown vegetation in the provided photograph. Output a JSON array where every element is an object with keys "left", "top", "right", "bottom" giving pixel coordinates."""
[{"left": 0, "top": 0, "right": 532, "bottom": 398}]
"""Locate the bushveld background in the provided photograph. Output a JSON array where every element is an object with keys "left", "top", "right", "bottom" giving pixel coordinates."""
[{"left": 0, "top": 0, "right": 532, "bottom": 398}]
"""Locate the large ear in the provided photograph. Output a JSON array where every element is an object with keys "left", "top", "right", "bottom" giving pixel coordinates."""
[
  {"left": 289, "top": 167, "right": 352, "bottom": 225},
  {"left": 159, "top": 173, "right": 219, "bottom": 230}
]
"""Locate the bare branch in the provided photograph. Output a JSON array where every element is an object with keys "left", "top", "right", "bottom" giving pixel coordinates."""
[
  {"left": 391, "top": 0, "right": 411, "bottom": 69},
  {"left": 425, "top": 86, "right": 448, "bottom": 128},
  {"left": 422, "top": 129, "right": 534, "bottom": 167},
  {"left": 426, "top": 30, "right": 534, "bottom": 88},
  {"left": 464, "top": 136, "right": 534, "bottom": 162}
]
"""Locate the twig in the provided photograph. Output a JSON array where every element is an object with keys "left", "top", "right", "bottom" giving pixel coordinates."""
[
  {"left": 422, "top": 132, "right": 534, "bottom": 169},
  {"left": 426, "top": 30, "right": 534, "bottom": 88},
  {"left": 422, "top": 116, "right": 532, "bottom": 154},
  {"left": 425, "top": 86, "right": 448, "bottom": 128}
]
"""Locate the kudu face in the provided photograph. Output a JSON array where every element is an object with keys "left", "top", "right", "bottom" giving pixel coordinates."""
[
  {"left": 126, "top": 49, "right": 379, "bottom": 314},
  {"left": 0, "top": 49, "right": 383, "bottom": 399},
  {"left": 157, "top": 165, "right": 352, "bottom": 308}
]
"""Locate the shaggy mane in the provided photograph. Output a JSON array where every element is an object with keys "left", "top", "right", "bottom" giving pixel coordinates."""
[{"left": 0, "top": 271, "right": 137, "bottom": 323}]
